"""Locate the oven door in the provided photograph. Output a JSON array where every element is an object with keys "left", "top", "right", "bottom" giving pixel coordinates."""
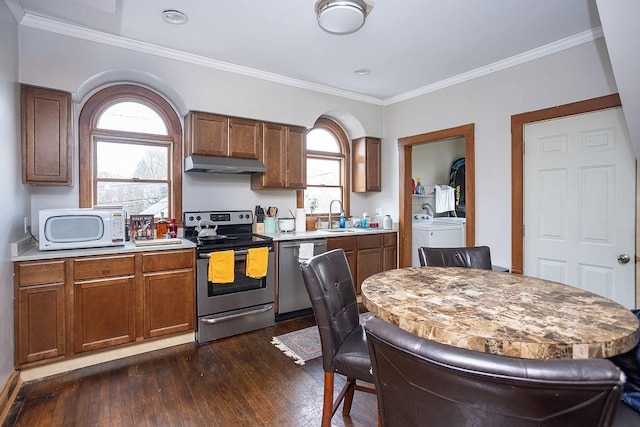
[{"left": 196, "top": 247, "right": 275, "bottom": 316}]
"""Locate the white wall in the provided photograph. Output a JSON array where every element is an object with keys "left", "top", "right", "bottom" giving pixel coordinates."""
[
  {"left": 0, "top": 1, "right": 29, "bottom": 388},
  {"left": 18, "top": 26, "right": 385, "bottom": 228},
  {"left": 384, "top": 38, "right": 618, "bottom": 267}
]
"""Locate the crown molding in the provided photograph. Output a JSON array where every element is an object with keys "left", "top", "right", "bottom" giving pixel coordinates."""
[
  {"left": 384, "top": 27, "right": 604, "bottom": 106},
  {"left": 19, "top": 13, "right": 602, "bottom": 108},
  {"left": 4, "top": 0, "right": 25, "bottom": 23},
  {"left": 19, "top": 13, "right": 385, "bottom": 106}
]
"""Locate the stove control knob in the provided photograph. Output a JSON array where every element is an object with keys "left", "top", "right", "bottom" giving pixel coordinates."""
[
  {"left": 244, "top": 214, "right": 249, "bottom": 219},
  {"left": 196, "top": 215, "right": 201, "bottom": 221},
  {"left": 188, "top": 216, "right": 194, "bottom": 222}
]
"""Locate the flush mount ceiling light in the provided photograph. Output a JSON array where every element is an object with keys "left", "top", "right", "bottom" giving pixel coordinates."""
[
  {"left": 161, "top": 9, "right": 188, "bottom": 25},
  {"left": 316, "top": 0, "right": 370, "bottom": 35}
]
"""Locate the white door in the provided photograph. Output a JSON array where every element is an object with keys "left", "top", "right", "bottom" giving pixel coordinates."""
[{"left": 524, "top": 108, "right": 636, "bottom": 308}]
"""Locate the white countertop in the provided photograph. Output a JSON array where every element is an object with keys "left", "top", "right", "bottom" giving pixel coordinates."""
[
  {"left": 259, "top": 227, "right": 398, "bottom": 241},
  {"left": 12, "top": 238, "right": 197, "bottom": 262}
]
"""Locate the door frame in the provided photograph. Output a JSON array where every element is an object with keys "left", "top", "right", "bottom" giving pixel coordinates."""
[
  {"left": 398, "top": 124, "right": 476, "bottom": 267},
  {"left": 510, "top": 94, "right": 622, "bottom": 274}
]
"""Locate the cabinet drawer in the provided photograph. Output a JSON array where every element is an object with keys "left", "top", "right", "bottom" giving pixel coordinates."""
[
  {"left": 383, "top": 233, "right": 397, "bottom": 247},
  {"left": 74, "top": 255, "right": 135, "bottom": 280},
  {"left": 142, "top": 249, "right": 194, "bottom": 273},
  {"left": 327, "top": 236, "right": 355, "bottom": 251},
  {"left": 16, "top": 260, "right": 66, "bottom": 287},
  {"left": 357, "top": 234, "right": 382, "bottom": 250}
]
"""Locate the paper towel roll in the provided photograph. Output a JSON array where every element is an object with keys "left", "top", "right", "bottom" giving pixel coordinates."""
[{"left": 295, "top": 208, "right": 306, "bottom": 232}]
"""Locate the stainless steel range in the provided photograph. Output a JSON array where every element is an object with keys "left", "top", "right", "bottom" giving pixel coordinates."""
[{"left": 183, "top": 210, "right": 275, "bottom": 344}]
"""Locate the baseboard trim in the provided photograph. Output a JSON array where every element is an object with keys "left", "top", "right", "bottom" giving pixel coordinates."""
[
  {"left": 20, "top": 332, "right": 195, "bottom": 382},
  {"left": 0, "top": 371, "right": 21, "bottom": 425}
]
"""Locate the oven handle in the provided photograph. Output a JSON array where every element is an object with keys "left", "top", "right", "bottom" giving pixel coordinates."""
[
  {"left": 198, "top": 247, "right": 273, "bottom": 259},
  {"left": 199, "top": 305, "right": 273, "bottom": 324},
  {"left": 280, "top": 242, "right": 325, "bottom": 249}
]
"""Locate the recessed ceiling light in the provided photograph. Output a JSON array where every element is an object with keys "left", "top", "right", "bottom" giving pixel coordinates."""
[
  {"left": 353, "top": 68, "right": 371, "bottom": 76},
  {"left": 161, "top": 9, "right": 188, "bottom": 25}
]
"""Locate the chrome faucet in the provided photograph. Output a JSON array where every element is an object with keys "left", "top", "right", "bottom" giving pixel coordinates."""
[
  {"left": 328, "top": 199, "right": 344, "bottom": 229},
  {"left": 422, "top": 202, "right": 434, "bottom": 219}
]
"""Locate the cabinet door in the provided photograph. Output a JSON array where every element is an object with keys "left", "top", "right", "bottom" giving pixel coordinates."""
[
  {"left": 16, "top": 284, "right": 65, "bottom": 365},
  {"left": 74, "top": 277, "right": 136, "bottom": 353},
  {"left": 143, "top": 270, "right": 195, "bottom": 338},
  {"left": 21, "top": 85, "right": 72, "bottom": 185},
  {"left": 365, "top": 138, "right": 381, "bottom": 191},
  {"left": 383, "top": 246, "right": 397, "bottom": 271},
  {"left": 352, "top": 137, "right": 381, "bottom": 192},
  {"left": 285, "top": 126, "right": 306, "bottom": 188},
  {"left": 383, "top": 233, "right": 398, "bottom": 271},
  {"left": 255, "top": 122, "right": 286, "bottom": 188},
  {"left": 186, "top": 112, "right": 228, "bottom": 156},
  {"left": 356, "top": 248, "right": 383, "bottom": 293},
  {"left": 229, "top": 118, "right": 261, "bottom": 159}
]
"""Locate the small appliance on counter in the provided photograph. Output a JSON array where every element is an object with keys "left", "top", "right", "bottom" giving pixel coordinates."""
[
  {"left": 278, "top": 217, "right": 295, "bottom": 232},
  {"left": 39, "top": 207, "right": 126, "bottom": 251}
]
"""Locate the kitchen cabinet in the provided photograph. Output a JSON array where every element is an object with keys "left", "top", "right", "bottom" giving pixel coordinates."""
[
  {"left": 185, "top": 112, "right": 261, "bottom": 159},
  {"left": 382, "top": 233, "right": 398, "bottom": 271},
  {"left": 142, "top": 250, "right": 195, "bottom": 338},
  {"left": 73, "top": 255, "right": 136, "bottom": 353},
  {"left": 327, "top": 232, "right": 397, "bottom": 293},
  {"left": 13, "top": 247, "right": 196, "bottom": 369},
  {"left": 352, "top": 137, "right": 381, "bottom": 192},
  {"left": 251, "top": 123, "right": 306, "bottom": 189},
  {"left": 14, "top": 260, "right": 66, "bottom": 365},
  {"left": 21, "top": 85, "right": 72, "bottom": 185}
]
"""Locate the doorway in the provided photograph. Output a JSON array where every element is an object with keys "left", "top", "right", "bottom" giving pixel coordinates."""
[{"left": 398, "top": 124, "right": 476, "bottom": 267}]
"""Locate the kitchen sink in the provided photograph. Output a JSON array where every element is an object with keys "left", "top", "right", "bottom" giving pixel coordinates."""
[{"left": 324, "top": 228, "right": 356, "bottom": 233}]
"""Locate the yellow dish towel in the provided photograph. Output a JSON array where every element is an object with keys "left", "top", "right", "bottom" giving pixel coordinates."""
[
  {"left": 246, "top": 247, "right": 269, "bottom": 279},
  {"left": 209, "top": 250, "right": 235, "bottom": 283}
]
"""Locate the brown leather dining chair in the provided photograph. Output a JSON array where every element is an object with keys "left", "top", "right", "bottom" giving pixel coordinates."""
[
  {"left": 299, "top": 249, "right": 376, "bottom": 427},
  {"left": 418, "top": 245, "right": 492, "bottom": 269},
  {"left": 365, "top": 316, "right": 628, "bottom": 427}
]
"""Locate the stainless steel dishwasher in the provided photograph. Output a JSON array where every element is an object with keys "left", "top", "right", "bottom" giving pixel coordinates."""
[{"left": 277, "top": 239, "right": 327, "bottom": 315}]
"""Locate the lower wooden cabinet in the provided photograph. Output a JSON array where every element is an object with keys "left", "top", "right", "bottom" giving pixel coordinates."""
[
  {"left": 327, "top": 232, "right": 397, "bottom": 294},
  {"left": 16, "top": 283, "right": 66, "bottom": 365},
  {"left": 14, "top": 248, "right": 195, "bottom": 368},
  {"left": 74, "top": 277, "right": 136, "bottom": 353}
]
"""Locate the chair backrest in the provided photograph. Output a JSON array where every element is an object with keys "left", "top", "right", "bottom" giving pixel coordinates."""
[
  {"left": 300, "top": 249, "right": 360, "bottom": 373},
  {"left": 365, "top": 316, "right": 624, "bottom": 427},
  {"left": 418, "top": 245, "right": 492, "bottom": 269}
]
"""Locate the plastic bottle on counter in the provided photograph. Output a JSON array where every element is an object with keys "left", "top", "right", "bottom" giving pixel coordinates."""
[
  {"left": 383, "top": 215, "right": 393, "bottom": 230},
  {"left": 339, "top": 212, "right": 346, "bottom": 228},
  {"left": 168, "top": 218, "right": 177, "bottom": 238}
]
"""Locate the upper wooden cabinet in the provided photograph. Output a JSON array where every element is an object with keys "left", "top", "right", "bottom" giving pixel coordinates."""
[
  {"left": 251, "top": 123, "right": 306, "bottom": 190},
  {"left": 184, "top": 111, "right": 261, "bottom": 159},
  {"left": 21, "top": 85, "right": 72, "bottom": 185},
  {"left": 352, "top": 137, "right": 381, "bottom": 192}
]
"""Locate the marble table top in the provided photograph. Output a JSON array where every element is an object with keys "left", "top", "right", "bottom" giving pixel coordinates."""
[{"left": 361, "top": 267, "right": 639, "bottom": 359}]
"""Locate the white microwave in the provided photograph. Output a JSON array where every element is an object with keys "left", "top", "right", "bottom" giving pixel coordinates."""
[{"left": 39, "top": 208, "right": 126, "bottom": 251}]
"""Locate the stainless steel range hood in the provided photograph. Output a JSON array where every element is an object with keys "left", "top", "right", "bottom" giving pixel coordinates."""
[{"left": 184, "top": 155, "right": 266, "bottom": 174}]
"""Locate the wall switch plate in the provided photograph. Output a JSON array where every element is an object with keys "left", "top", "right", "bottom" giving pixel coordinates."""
[
  {"left": 375, "top": 208, "right": 383, "bottom": 216},
  {"left": 24, "top": 216, "right": 30, "bottom": 234}
]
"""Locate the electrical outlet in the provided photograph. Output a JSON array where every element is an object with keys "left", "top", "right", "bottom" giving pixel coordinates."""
[
  {"left": 24, "top": 216, "right": 30, "bottom": 234},
  {"left": 375, "top": 208, "right": 383, "bottom": 216}
]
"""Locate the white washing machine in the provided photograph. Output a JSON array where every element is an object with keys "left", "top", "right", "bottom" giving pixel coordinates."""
[{"left": 411, "top": 216, "right": 466, "bottom": 267}]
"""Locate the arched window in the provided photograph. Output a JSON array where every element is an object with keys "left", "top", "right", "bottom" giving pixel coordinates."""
[
  {"left": 79, "top": 85, "right": 183, "bottom": 224},
  {"left": 298, "top": 117, "right": 350, "bottom": 217}
]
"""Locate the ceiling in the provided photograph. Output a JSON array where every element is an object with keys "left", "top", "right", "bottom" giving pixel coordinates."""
[{"left": 12, "top": 0, "right": 602, "bottom": 103}]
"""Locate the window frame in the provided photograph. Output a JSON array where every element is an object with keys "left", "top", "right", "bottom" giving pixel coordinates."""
[
  {"left": 79, "top": 84, "right": 183, "bottom": 225},
  {"left": 297, "top": 117, "right": 351, "bottom": 218}
]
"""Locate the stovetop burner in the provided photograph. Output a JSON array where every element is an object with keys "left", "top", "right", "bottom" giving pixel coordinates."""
[{"left": 183, "top": 210, "right": 273, "bottom": 253}]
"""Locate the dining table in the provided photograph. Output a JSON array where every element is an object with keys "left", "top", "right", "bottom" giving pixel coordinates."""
[{"left": 360, "top": 267, "right": 639, "bottom": 359}]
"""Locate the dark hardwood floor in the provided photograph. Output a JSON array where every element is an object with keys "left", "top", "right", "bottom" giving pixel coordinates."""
[{"left": 4, "top": 313, "right": 377, "bottom": 427}]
